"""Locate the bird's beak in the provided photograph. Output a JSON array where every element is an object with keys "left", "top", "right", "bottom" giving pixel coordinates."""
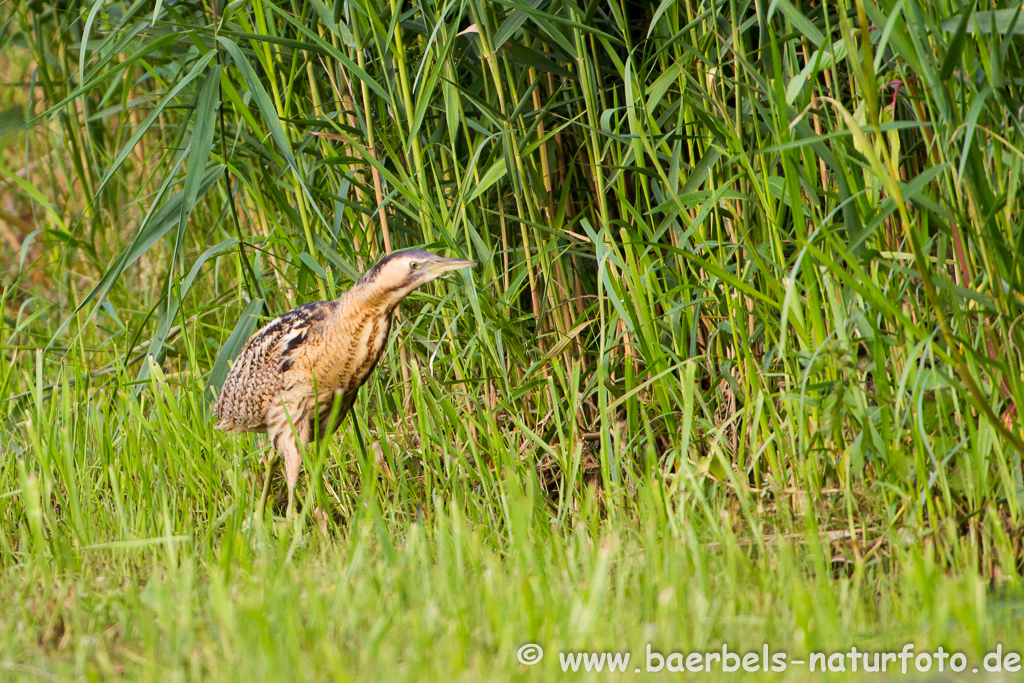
[{"left": 427, "top": 257, "right": 476, "bottom": 275}]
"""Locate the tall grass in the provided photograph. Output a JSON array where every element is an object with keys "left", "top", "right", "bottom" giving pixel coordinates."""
[{"left": 1, "top": 0, "right": 1024, "bottom": 678}]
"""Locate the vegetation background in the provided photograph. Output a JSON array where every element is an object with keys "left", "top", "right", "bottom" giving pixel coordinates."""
[{"left": 1, "top": 0, "right": 1024, "bottom": 679}]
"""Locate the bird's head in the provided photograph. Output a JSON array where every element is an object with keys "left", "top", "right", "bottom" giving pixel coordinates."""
[{"left": 356, "top": 249, "right": 476, "bottom": 304}]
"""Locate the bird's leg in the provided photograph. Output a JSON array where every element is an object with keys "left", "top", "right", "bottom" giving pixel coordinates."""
[
  {"left": 268, "top": 399, "right": 311, "bottom": 523},
  {"left": 256, "top": 451, "right": 279, "bottom": 522},
  {"left": 286, "top": 428, "right": 309, "bottom": 524},
  {"left": 284, "top": 430, "right": 308, "bottom": 520}
]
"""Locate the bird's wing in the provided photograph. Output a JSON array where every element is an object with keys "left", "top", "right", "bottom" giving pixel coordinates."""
[{"left": 213, "top": 301, "right": 338, "bottom": 432}]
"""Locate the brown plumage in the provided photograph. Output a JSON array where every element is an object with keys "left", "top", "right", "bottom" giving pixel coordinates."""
[{"left": 213, "top": 249, "right": 475, "bottom": 518}]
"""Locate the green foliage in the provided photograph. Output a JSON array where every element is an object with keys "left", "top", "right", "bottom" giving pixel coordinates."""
[{"left": 1, "top": 0, "right": 1024, "bottom": 677}]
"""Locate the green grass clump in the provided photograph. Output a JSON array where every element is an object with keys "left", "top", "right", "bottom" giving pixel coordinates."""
[{"left": 1, "top": 0, "right": 1024, "bottom": 678}]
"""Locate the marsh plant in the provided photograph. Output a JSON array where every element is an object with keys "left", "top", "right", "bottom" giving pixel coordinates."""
[{"left": 0, "top": 0, "right": 1023, "bottom": 679}]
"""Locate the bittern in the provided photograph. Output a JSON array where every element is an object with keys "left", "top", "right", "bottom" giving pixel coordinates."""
[{"left": 213, "top": 250, "right": 475, "bottom": 519}]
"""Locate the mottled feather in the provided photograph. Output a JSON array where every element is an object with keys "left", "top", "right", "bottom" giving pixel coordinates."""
[{"left": 213, "top": 301, "right": 338, "bottom": 433}]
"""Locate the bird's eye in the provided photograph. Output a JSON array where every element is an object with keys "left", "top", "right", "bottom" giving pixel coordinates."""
[{"left": 409, "top": 261, "right": 421, "bottom": 270}]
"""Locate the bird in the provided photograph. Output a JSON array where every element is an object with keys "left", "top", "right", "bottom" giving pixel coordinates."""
[{"left": 213, "top": 249, "right": 475, "bottom": 519}]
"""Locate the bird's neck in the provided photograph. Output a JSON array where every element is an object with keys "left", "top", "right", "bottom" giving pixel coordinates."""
[{"left": 332, "top": 281, "right": 401, "bottom": 322}]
